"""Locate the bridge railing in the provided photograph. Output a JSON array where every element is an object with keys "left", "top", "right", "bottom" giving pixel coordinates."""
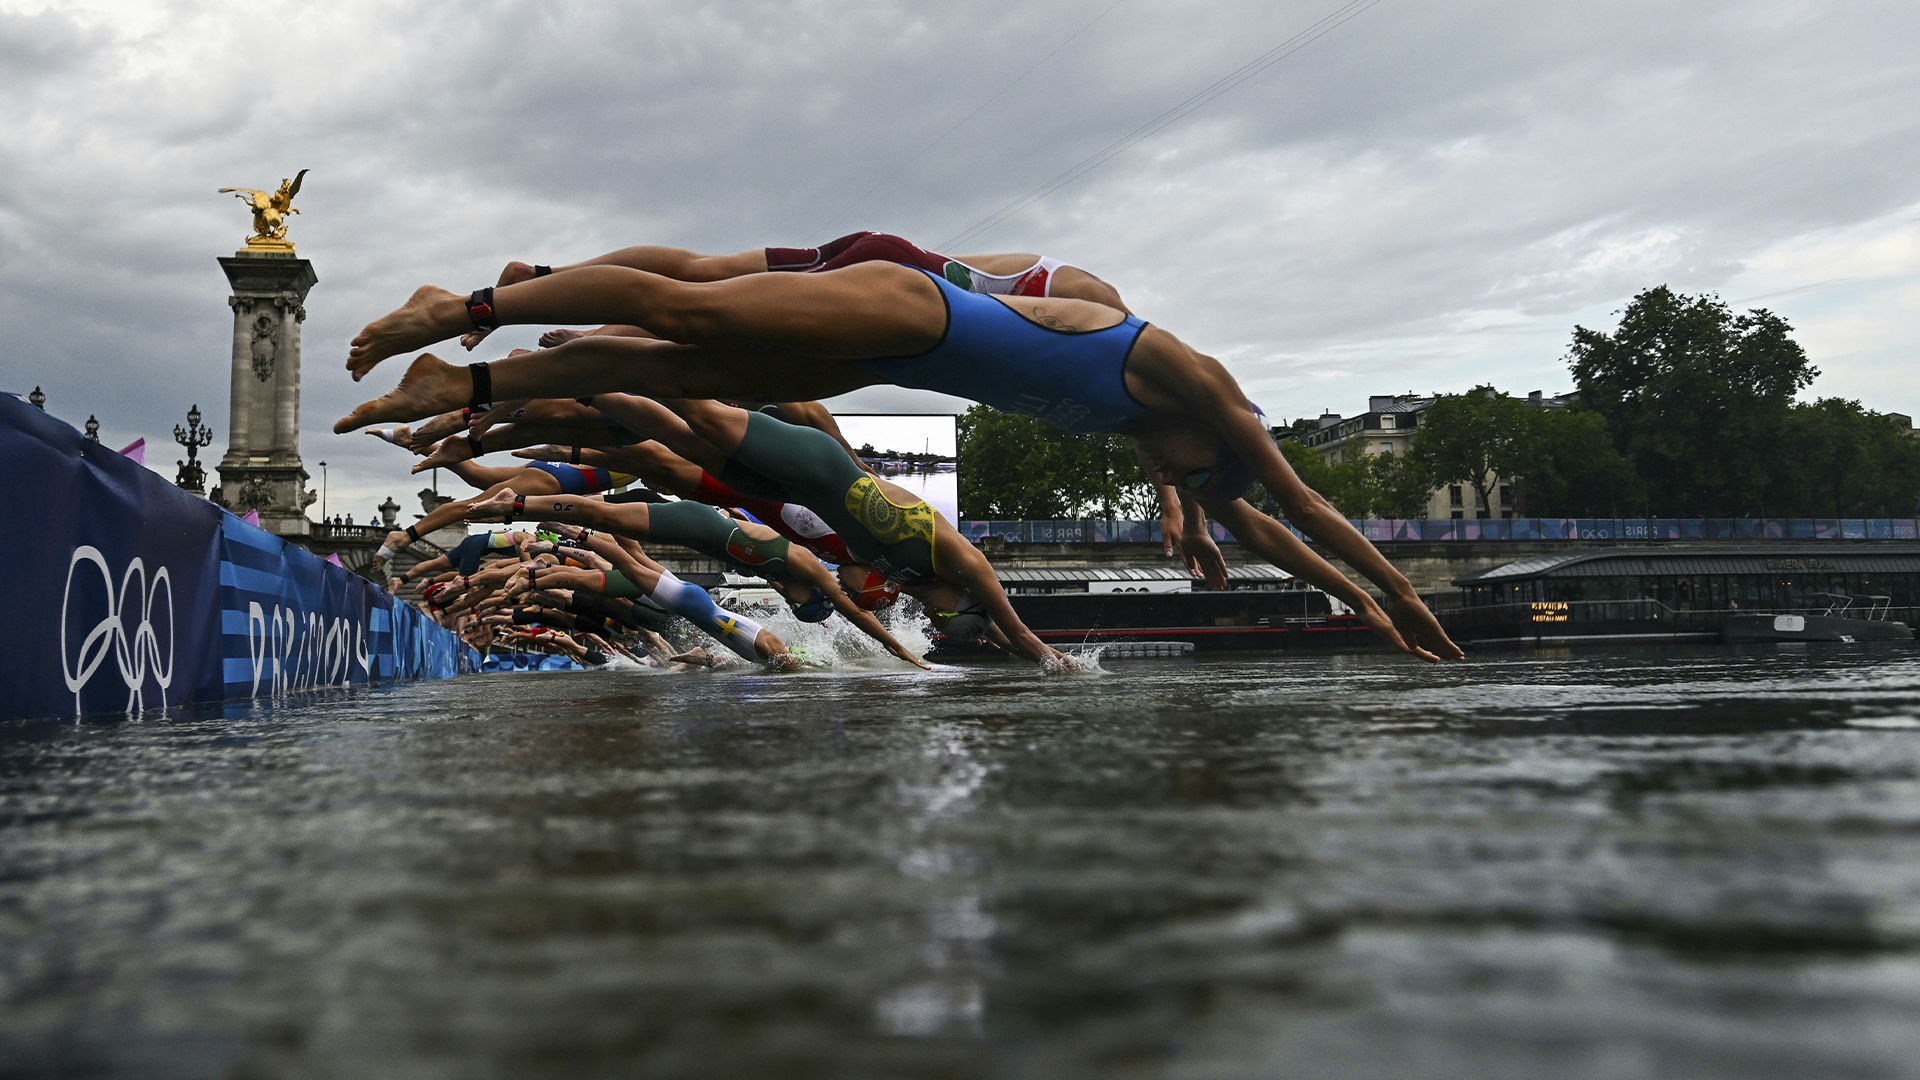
[
  {"left": 1438, "top": 599, "right": 1920, "bottom": 636},
  {"left": 958, "top": 518, "right": 1920, "bottom": 544}
]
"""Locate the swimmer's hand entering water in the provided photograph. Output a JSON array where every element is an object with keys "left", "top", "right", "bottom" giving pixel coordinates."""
[{"left": 1382, "top": 593, "right": 1463, "bottom": 663}]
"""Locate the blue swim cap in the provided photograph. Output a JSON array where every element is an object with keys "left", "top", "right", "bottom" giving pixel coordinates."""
[{"left": 795, "top": 586, "right": 835, "bottom": 623}]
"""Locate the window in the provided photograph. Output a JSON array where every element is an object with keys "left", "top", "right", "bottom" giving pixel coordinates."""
[
  {"left": 1450, "top": 510, "right": 1464, "bottom": 520},
  {"left": 1476, "top": 509, "right": 1491, "bottom": 519},
  {"left": 1379, "top": 415, "right": 1396, "bottom": 429},
  {"left": 1380, "top": 441, "right": 1395, "bottom": 452},
  {"left": 1449, "top": 485, "right": 1463, "bottom": 506},
  {"left": 1499, "top": 485, "right": 1513, "bottom": 506}
]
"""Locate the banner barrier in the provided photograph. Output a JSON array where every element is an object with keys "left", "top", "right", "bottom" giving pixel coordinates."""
[
  {"left": 1, "top": 394, "right": 475, "bottom": 721},
  {"left": 957, "top": 517, "right": 1920, "bottom": 544}
]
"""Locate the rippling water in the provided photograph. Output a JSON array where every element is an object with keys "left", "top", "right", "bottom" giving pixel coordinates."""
[{"left": 3, "top": 643, "right": 1919, "bottom": 1079}]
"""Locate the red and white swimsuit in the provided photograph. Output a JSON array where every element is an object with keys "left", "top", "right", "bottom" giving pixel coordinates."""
[{"left": 766, "top": 232, "right": 1081, "bottom": 298}]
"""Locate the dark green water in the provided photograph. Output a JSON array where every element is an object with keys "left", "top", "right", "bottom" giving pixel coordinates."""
[{"left": 4, "top": 644, "right": 1919, "bottom": 1079}]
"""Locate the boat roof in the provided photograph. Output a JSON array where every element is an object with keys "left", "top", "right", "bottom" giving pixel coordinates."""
[{"left": 1455, "top": 545, "right": 1920, "bottom": 586}]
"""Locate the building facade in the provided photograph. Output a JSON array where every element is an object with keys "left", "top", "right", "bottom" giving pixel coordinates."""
[{"left": 1286, "top": 390, "right": 1575, "bottom": 519}]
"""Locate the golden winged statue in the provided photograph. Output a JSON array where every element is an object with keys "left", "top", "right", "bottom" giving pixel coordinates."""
[{"left": 219, "top": 169, "right": 308, "bottom": 250}]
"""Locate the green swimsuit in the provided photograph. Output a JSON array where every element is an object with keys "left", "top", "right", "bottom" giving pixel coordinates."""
[{"left": 720, "top": 411, "right": 940, "bottom": 586}]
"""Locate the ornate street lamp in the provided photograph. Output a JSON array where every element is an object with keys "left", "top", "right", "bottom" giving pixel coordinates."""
[
  {"left": 174, "top": 403, "right": 214, "bottom": 494},
  {"left": 84, "top": 415, "right": 100, "bottom": 442},
  {"left": 379, "top": 495, "right": 400, "bottom": 528},
  {"left": 319, "top": 460, "right": 328, "bottom": 521},
  {"left": 28, "top": 386, "right": 45, "bottom": 410}
]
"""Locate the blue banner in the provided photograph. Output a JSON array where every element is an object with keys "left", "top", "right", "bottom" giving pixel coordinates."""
[{"left": 0, "top": 394, "right": 474, "bottom": 721}]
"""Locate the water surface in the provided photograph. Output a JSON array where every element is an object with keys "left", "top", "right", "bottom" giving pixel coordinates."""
[{"left": 3, "top": 644, "right": 1918, "bottom": 1079}]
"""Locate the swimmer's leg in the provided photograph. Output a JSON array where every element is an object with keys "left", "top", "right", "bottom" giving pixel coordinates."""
[{"left": 646, "top": 570, "right": 788, "bottom": 665}]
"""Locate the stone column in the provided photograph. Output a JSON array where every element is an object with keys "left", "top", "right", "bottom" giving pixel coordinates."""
[{"left": 216, "top": 251, "right": 318, "bottom": 537}]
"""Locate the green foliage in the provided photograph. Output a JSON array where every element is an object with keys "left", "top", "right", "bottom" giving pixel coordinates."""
[
  {"left": 957, "top": 286, "right": 1918, "bottom": 522},
  {"left": 1560, "top": 285, "right": 1920, "bottom": 517},
  {"left": 1775, "top": 399, "right": 1920, "bottom": 517},
  {"left": 1406, "top": 389, "right": 1533, "bottom": 512},
  {"left": 1569, "top": 286, "right": 1816, "bottom": 516},
  {"left": 1517, "top": 407, "right": 1641, "bottom": 516},
  {"left": 1276, "top": 439, "right": 1427, "bottom": 519},
  {"left": 956, "top": 406, "right": 1155, "bottom": 519}
]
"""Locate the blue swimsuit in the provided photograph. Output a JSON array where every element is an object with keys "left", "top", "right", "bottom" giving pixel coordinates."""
[
  {"left": 852, "top": 268, "right": 1152, "bottom": 434},
  {"left": 524, "top": 461, "right": 635, "bottom": 496}
]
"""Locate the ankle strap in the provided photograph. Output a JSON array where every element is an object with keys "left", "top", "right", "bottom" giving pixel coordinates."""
[
  {"left": 466, "top": 287, "right": 496, "bottom": 331},
  {"left": 467, "top": 362, "right": 492, "bottom": 410},
  {"left": 533, "top": 265, "right": 552, "bottom": 277}
]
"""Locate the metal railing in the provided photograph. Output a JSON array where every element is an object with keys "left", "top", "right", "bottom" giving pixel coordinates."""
[
  {"left": 1440, "top": 598, "right": 1920, "bottom": 636},
  {"left": 310, "top": 522, "right": 388, "bottom": 541},
  {"left": 958, "top": 518, "right": 1920, "bottom": 544}
]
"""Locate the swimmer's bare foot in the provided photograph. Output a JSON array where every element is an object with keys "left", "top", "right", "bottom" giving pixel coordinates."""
[
  {"left": 365, "top": 427, "right": 415, "bottom": 450},
  {"left": 349, "top": 286, "right": 469, "bottom": 380},
  {"left": 755, "top": 629, "right": 798, "bottom": 670},
  {"left": 540, "top": 328, "right": 586, "bottom": 348},
  {"left": 335, "top": 353, "right": 472, "bottom": 433},
  {"left": 408, "top": 409, "right": 470, "bottom": 452},
  {"left": 498, "top": 260, "right": 540, "bottom": 288},
  {"left": 465, "top": 489, "right": 518, "bottom": 523},
  {"left": 411, "top": 436, "right": 474, "bottom": 473}
]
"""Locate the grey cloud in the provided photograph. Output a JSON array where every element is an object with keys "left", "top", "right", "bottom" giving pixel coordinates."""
[{"left": 2, "top": 0, "right": 1916, "bottom": 509}]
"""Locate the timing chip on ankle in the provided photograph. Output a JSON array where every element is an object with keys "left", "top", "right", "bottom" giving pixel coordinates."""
[{"left": 466, "top": 287, "right": 496, "bottom": 330}]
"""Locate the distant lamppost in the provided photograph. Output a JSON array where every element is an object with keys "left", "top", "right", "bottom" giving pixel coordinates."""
[
  {"left": 319, "top": 461, "right": 328, "bottom": 521},
  {"left": 28, "top": 386, "right": 45, "bottom": 410},
  {"left": 378, "top": 495, "right": 400, "bottom": 528},
  {"left": 173, "top": 403, "right": 213, "bottom": 494},
  {"left": 84, "top": 415, "right": 99, "bottom": 442}
]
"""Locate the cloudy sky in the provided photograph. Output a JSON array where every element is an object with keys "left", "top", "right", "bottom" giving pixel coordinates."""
[{"left": 2, "top": 0, "right": 1916, "bottom": 517}]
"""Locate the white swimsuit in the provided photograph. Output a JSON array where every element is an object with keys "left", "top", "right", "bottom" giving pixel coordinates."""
[{"left": 947, "top": 256, "right": 1079, "bottom": 298}]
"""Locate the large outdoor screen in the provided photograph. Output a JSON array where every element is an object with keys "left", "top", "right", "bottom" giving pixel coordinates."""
[{"left": 831, "top": 414, "right": 959, "bottom": 524}]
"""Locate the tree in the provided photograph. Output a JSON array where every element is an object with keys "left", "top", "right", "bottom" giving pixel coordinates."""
[
  {"left": 1274, "top": 439, "right": 1427, "bottom": 519},
  {"left": 1516, "top": 407, "right": 1640, "bottom": 517},
  {"left": 956, "top": 406, "right": 1155, "bottom": 519},
  {"left": 1775, "top": 399, "right": 1920, "bottom": 517},
  {"left": 1406, "top": 388, "right": 1533, "bottom": 515},
  {"left": 1568, "top": 286, "right": 1816, "bottom": 516}
]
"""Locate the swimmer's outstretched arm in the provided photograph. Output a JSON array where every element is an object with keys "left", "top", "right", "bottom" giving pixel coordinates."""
[
  {"left": 933, "top": 529, "right": 1071, "bottom": 670},
  {"left": 479, "top": 499, "right": 915, "bottom": 667},
  {"left": 782, "top": 547, "right": 931, "bottom": 669},
  {"left": 1127, "top": 340, "right": 1462, "bottom": 662},
  {"left": 1207, "top": 497, "right": 1454, "bottom": 663},
  {"left": 1174, "top": 490, "right": 1230, "bottom": 589}
]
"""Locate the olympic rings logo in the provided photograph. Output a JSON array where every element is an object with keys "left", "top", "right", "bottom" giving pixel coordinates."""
[{"left": 60, "top": 546, "right": 174, "bottom": 716}]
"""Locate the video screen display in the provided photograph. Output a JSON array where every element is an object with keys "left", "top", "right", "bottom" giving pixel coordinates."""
[{"left": 831, "top": 414, "right": 959, "bottom": 524}]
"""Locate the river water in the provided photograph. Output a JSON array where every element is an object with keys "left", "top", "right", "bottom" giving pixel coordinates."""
[{"left": 3, "top": 643, "right": 1918, "bottom": 1079}]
